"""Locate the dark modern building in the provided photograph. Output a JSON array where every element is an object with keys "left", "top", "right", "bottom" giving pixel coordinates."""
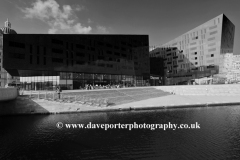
[
  {"left": 2, "top": 33, "right": 150, "bottom": 90},
  {"left": 149, "top": 57, "right": 164, "bottom": 85}
]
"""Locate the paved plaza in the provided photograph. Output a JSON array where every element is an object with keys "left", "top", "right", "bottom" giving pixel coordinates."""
[{"left": 0, "top": 84, "right": 240, "bottom": 115}]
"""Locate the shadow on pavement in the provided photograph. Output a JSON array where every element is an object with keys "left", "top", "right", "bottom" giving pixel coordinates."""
[{"left": 0, "top": 95, "right": 49, "bottom": 116}]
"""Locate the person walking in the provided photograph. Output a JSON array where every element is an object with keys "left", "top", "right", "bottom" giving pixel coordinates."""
[{"left": 56, "top": 86, "right": 61, "bottom": 99}]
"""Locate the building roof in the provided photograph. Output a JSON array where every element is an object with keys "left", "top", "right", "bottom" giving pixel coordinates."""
[
  {"left": 0, "top": 27, "right": 17, "bottom": 34},
  {"left": 0, "top": 19, "right": 17, "bottom": 34}
]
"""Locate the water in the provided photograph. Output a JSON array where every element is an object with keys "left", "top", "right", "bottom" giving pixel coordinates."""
[{"left": 1, "top": 106, "right": 240, "bottom": 159}]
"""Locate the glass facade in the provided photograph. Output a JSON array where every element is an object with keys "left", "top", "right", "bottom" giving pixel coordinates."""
[{"left": 20, "top": 71, "right": 146, "bottom": 90}]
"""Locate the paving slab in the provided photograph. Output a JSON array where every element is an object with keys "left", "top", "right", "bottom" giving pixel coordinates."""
[{"left": 1, "top": 85, "right": 240, "bottom": 116}]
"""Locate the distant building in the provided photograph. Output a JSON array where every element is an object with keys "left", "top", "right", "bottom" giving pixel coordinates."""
[
  {"left": 217, "top": 53, "right": 240, "bottom": 83},
  {"left": 150, "top": 14, "right": 235, "bottom": 85},
  {"left": 0, "top": 19, "right": 20, "bottom": 87}
]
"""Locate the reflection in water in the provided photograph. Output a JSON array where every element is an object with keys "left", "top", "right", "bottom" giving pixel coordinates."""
[{"left": 1, "top": 106, "right": 240, "bottom": 159}]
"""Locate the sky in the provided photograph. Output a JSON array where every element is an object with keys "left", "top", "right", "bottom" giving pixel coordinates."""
[{"left": 0, "top": 0, "right": 240, "bottom": 54}]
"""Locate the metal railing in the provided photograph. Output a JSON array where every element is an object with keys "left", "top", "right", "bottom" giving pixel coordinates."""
[{"left": 27, "top": 91, "right": 109, "bottom": 107}]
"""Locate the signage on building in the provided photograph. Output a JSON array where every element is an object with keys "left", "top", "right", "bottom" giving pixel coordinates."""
[{"left": 150, "top": 76, "right": 159, "bottom": 80}]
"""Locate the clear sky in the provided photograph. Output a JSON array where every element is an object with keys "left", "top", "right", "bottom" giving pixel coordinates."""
[{"left": 0, "top": 0, "right": 240, "bottom": 54}]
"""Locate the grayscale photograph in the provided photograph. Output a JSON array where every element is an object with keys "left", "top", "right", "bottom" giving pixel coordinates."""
[{"left": 0, "top": 0, "right": 240, "bottom": 159}]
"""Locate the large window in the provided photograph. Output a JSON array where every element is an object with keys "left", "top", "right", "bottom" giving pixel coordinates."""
[{"left": 9, "top": 41, "right": 25, "bottom": 49}]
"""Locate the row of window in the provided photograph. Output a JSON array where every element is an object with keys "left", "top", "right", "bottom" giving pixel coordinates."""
[
  {"left": 9, "top": 41, "right": 25, "bottom": 49},
  {"left": 51, "top": 38, "right": 145, "bottom": 50}
]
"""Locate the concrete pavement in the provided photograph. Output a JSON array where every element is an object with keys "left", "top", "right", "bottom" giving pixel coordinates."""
[{"left": 1, "top": 84, "right": 240, "bottom": 116}]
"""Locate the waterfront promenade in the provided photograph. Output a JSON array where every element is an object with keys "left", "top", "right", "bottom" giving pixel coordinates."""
[{"left": 0, "top": 84, "right": 240, "bottom": 115}]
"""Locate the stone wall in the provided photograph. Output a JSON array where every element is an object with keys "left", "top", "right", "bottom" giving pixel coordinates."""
[{"left": 0, "top": 88, "right": 18, "bottom": 101}]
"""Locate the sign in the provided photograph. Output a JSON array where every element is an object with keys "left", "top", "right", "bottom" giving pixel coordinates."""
[{"left": 150, "top": 76, "right": 159, "bottom": 80}]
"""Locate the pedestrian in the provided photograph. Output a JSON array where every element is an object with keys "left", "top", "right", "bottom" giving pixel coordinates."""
[{"left": 56, "top": 86, "right": 61, "bottom": 99}]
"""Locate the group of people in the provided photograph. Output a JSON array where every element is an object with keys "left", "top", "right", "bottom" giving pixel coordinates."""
[{"left": 84, "top": 84, "right": 131, "bottom": 90}]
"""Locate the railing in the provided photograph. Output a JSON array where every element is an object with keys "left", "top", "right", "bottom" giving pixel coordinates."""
[{"left": 28, "top": 91, "right": 110, "bottom": 107}]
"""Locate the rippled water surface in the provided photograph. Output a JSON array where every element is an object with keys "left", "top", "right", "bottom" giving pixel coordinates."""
[{"left": 1, "top": 106, "right": 240, "bottom": 159}]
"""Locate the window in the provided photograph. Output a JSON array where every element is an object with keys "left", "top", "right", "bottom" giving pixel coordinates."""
[
  {"left": 30, "top": 45, "right": 32, "bottom": 53},
  {"left": 121, "top": 47, "right": 126, "bottom": 51},
  {"left": 208, "top": 43, "right": 215, "bottom": 47},
  {"left": 208, "top": 37, "right": 215, "bottom": 41},
  {"left": 195, "top": 62, "right": 198, "bottom": 65},
  {"left": 76, "top": 44, "right": 85, "bottom": 49},
  {"left": 209, "top": 25, "right": 217, "bottom": 30},
  {"left": 9, "top": 41, "right": 25, "bottom": 48},
  {"left": 66, "top": 51, "right": 68, "bottom": 58},
  {"left": 210, "top": 31, "right": 217, "bottom": 35},
  {"left": 52, "top": 58, "right": 63, "bottom": 63},
  {"left": 52, "top": 39, "right": 63, "bottom": 45},
  {"left": 211, "top": 54, "right": 214, "bottom": 57},
  {"left": 98, "top": 56, "right": 104, "bottom": 60},
  {"left": 98, "top": 42, "right": 104, "bottom": 46},
  {"left": 44, "top": 57, "right": 46, "bottom": 65},
  {"left": 9, "top": 53, "right": 25, "bottom": 59},
  {"left": 107, "top": 51, "right": 112, "bottom": 54},
  {"left": 195, "top": 57, "right": 197, "bottom": 60},
  {"left": 44, "top": 47, "right": 46, "bottom": 55},
  {"left": 106, "top": 44, "right": 112, "bottom": 48},
  {"left": 37, "top": 46, "right": 39, "bottom": 55},
  {"left": 76, "top": 52, "right": 84, "bottom": 57},
  {"left": 190, "top": 47, "right": 197, "bottom": 51},
  {"left": 208, "top": 48, "right": 216, "bottom": 52},
  {"left": 37, "top": 56, "right": 39, "bottom": 64},
  {"left": 30, "top": 55, "right": 32, "bottom": 64},
  {"left": 52, "top": 48, "right": 63, "bottom": 54},
  {"left": 76, "top": 61, "right": 85, "bottom": 65},
  {"left": 114, "top": 52, "right": 120, "bottom": 56}
]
